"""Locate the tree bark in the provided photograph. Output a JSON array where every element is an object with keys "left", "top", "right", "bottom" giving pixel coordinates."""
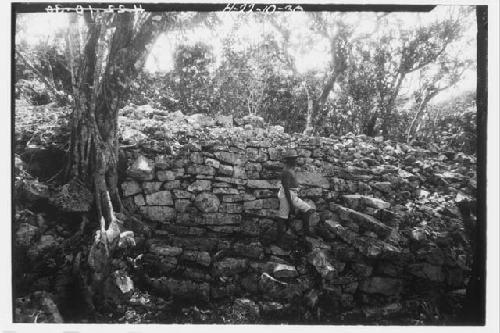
[
  {"left": 63, "top": 12, "right": 173, "bottom": 309},
  {"left": 406, "top": 90, "right": 437, "bottom": 142}
]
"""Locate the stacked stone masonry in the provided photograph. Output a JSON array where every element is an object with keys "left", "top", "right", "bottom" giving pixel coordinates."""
[{"left": 120, "top": 134, "right": 470, "bottom": 313}]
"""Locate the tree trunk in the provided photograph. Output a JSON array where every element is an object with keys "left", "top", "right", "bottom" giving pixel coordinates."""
[
  {"left": 406, "top": 90, "right": 437, "bottom": 142},
  {"left": 364, "top": 113, "right": 378, "bottom": 137},
  {"left": 303, "top": 84, "right": 314, "bottom": 135},
  {"left": 64, "top": 12, "right": 170, "bottom": 309}
]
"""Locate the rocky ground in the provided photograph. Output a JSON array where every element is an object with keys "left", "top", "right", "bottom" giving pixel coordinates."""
[{"left": 13, "top": 101, "right": 476, "bottom": 324}]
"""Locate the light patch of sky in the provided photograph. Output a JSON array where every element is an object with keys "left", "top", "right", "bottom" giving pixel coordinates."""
[
  {"left": 17, "top": 6, "right": 477, "bottom": 103},
  {"left": 16, "top": 13, "right": 71, "bottom": 45}
]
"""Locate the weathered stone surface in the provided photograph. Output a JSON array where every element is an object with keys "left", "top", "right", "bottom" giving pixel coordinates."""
[
  {"left": 121, "top": 180, "right": 141, "bottom": 197},
  {"left": 196, "top": 213, "right": 241, "bottom": 225},
  {"left": 205, "top": 158, "right": 220, "bottom": 168},
  {"left": 214, "top": 258, "right": 248, "bottom": 276},
  {"left": 187, "top": 165, "right": 215, "bottom": 176},
  {"left": 222, "top": 194, "right": 255, "bottom": 202},
  {"left": 214, "top": 177, "right": 246, "bottom": 185},
  {"left": 233, "top": 166, "right": 247, "bottom": 179},
  {"left": 342, "top": 195, "right": 391, "bottom": 210},
  {"left": 324, "top": 220, "right": 402, "bottom": 259},
  {"left": 149, "top": 243, "right": 183, "bottom": 256},
  {"left": 194, "top": 192, "right": 220, "bottom": 213},
  {"left": 180, "top": 250, "right": 211, "bottom": 267},
  {"left": 247, "top": 179, "right": 280, "bottom": 189},
  {"left": 352, "top": 263, "right": 373, "bottom": 277},
  {"left": 300, "top": 187, "right": 323, "bottom": 197},
  {"left": 150, "top": 277, "right": 209, "bottom": 302},
  {"left": 213, "top": 187, "right": 239, "bottom": 195},
  {"left": 16, "top": 223, "right": 39, "bottom": 247},
  {"left": 208, "top": 225, "right": 241, "bottom": 234},
  {"left": 273, "top": 264, "right": 298, "bottom": 278},
  {"left": 307, "top": 249, "right": 337, "bottom": 280},
  {"left": 408, "top": 263, "right": 445, "bottom": 282},
  {"left": 219, "top": 202, "right": 243, "bottom": 214},
  {"left": 173, "top": 189, "right": 192, "bottom": 199},
  {"left": 141, "top": 181, "right": 162, "bottom": 194},
  {"left": 127, "top": 155, "right": 154, "bottom": 180},
  {"left": 134, "top": 194, "right": 146, "bottom": 206},
  {"left": 372, "top": 182, "right": 393, "bottom": 193},
  {"left": 363, "top": 302, "right": 403, "bottom": 319},
  {"left": 233, "top": 241, "right": 264, "bottom": 259},
  {"left": 157, "top": 170, "right": 176, "bottom": 181},
  {"left": 188, "top": 180, "right": 212, "bottom": 192},
  {"left": 190, "top": 151, "right": 204, "bottom": 164},
  {"left": 140, "top": 206, "right": 176, "bottom": 222},
  {"left": 359, "top": 277, "right": 403, "bottom": 296},
  {"left": 218, "top": 164, "right": 234, "bottom": 176},
  {"left": 214, "top": 151, "right": 247, "bottom": 165},
  {"left": 180, "top": 266, "right": 211, "bottom": 281},
  {"left": 247, "top": 148, "right": 268, "bottom": 162},
  {"left": 215, "top": 114, "right": 233, "bottom": 127},
  {"left": 162, "top": 180, "right": 181, "bottom": 190},
  {"left": 244, "top": 198, "right": 279, "bottom": 210},
  {"left": 330, "top": 204, "right": 392, "bottom": 238},
  {"left": 259, "top": 273, "right": 303, "bottom": 300},
  {"left": 296, "top": 172, "right": 330, "bottom": 189},
  {"left": 175, "top": 199, "right": 192, "bottom": 212},
  {"left": 145, "top": 191, "right": 173, "bottom": 205}
]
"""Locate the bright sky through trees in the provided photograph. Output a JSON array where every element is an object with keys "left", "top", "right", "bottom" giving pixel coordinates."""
[{"left": 16, "top": 6, "right": 476, "bottom": 105}]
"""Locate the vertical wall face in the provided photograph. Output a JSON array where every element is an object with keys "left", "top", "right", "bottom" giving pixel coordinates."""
[{"left": 120, "top": 133, "right": 471, "bottom": 312}]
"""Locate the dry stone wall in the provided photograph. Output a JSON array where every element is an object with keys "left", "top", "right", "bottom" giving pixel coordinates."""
[{"left": 120, "top": 132, "right": 471, "bottom": 316}]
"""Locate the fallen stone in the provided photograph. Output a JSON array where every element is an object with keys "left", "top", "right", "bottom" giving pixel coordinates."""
[
  {"left": 342, "top": 195, "right": 391, "bottom": 210},
  {"left": 330, "top": 204, "right": 392, "bottom": 238}
]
